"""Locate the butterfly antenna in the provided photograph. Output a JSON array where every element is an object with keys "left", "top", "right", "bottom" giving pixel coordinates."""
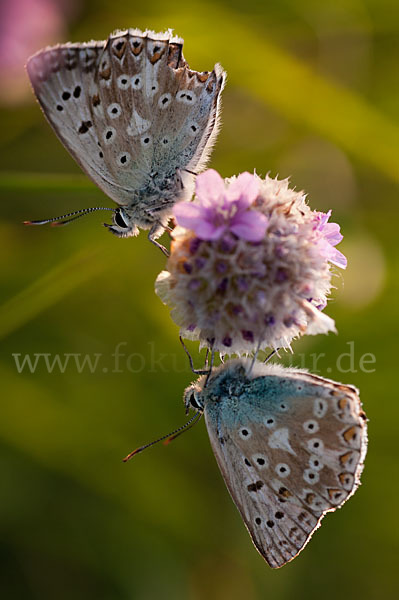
[
  {"left": 163, "top": 411, "right": 202, "bottom": 444},
  {"left": 24, "top": 206, "right": 115, "bottom": 227},
  {"left": 179, "top": 336, "right": 209, "bottom": 375},
  {"left": 123, "top": 411, "right": 202, "bottom": 462}
]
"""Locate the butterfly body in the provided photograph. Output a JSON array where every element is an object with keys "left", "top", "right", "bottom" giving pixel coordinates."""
[
  {"left": 184, "top": 359, "right": 367, "bottom": 568},
  {"left": 111, "top": 169, "right": 186, "bottom": 237},
  {"left": 27, "top": 29, "right": 225, "bottom": 239}
]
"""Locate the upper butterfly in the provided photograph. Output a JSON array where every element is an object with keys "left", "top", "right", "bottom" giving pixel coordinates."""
[{"left": 26, "top": 29, "right": 226, "bottom": 253}]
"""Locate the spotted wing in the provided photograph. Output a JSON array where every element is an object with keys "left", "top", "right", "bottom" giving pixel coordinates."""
[
  {"left": 96, "top": 31, "right": 225, "bottom": 189},
  {"left": 27, "top": 29, "right": 225, "bottom": 208},
  {"left": 204, "top": 369, "right": 367, "bottom": 568},
  {"left": 26, "top": 39, "right": 132, "bottom": 205}
]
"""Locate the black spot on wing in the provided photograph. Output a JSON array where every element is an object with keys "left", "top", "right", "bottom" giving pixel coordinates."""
[{"left": 247, "top": 480, "right": 264, "bottom": 492}]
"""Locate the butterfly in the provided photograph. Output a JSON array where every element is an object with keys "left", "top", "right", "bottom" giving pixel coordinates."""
[
  {"left": 182, "top": 358, "right": 368, "bottom": 567},
  {"left": 26, "top": 29, "right": 226, "bottom": 253}
]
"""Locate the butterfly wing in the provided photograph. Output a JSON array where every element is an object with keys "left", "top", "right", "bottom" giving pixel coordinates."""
[
  {"left": 93, "top": 30, "right": 225, "bottom": 213},
  {"left": 203, "top": 363, "right": 367, "bottom": 568},
  {"left": 26, "top": 40, "right": 133, "bottom": 205},
  {"left": 27, "top": 29, "right": 225, "bottom": 212}
]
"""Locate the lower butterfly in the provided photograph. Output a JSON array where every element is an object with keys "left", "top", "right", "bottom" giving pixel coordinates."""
[
  {"left": 183, "top": 359, "right": 368, "bottom": 567},
  {"left": 26, "top": 29, "right": 226, "bottom": 254},
  {"left": 126, "top": 358, "right": 367, "bottom": 568}
]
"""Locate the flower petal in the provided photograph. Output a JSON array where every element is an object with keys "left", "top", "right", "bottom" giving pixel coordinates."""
[
  {"left": 154, "top": 270, "right": 172, "bottom": 304},
  {"left": 173, "top": 202, "right": 204, "bottom": 229},
  {"left": 230, "top": 211, "right": 268, "bottom": 241},
  {"left": 324, "top": 222, "right": 343, "bottom": 246},
  {"left": 303, "top": 301, "right": 337, "bottom": 335},
  {"left": 226, "top": 172, "right": 259, "bottom": 208},
  {"left": 320, "top": 209, "right": 332, "bottom": 227},
  {"left": 174, "top": 201, "right": 226, "bottom": 239},
  {"left": 313, "top": 298, "right": 327, "bottom": 311},
  {"left": 195, "top": 169, "right": 225, "bottom": 207},
  {"left": 328, "top": 247, "right": 347, "bottom": 269},
  {"left": 313, "top": 209, "right": 331, "bottom": 231},
  {"left": 195, "top": 222, "right": 226, "bottom": 240}
]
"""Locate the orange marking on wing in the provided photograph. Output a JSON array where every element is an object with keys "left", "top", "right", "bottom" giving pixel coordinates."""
[
  {"left": 328, "top": 489, "right": 344, "bottom": 501},
  {"left": 196, "top": 72, "right": 209, "bottom": 83},
  {"left": 343, "top": 426, "right": 358, "bottom": 443},
  {"left": 339, "top": 451, "right": 352, "bottom": 466}
]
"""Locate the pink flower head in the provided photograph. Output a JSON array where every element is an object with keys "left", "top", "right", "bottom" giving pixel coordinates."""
[
  {"left": 313, "top": 209, "right": 347, "bottom": 269},
  {"left": 158, "top": 173, "right": 346, "bottom": 354},
  {"left": 174, "top": 169, "right": 268, "bottom": 242}
]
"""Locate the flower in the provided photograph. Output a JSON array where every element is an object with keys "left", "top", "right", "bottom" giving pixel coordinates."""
[
  {"left": 173, "top": 170, "right": 268, "bottom": 242},
  {"left": 156, "top": 170, "right": 347, "bottom": 355}
]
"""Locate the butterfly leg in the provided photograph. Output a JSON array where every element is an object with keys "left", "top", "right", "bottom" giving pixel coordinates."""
[
  {"left": 204, "top": 348, "right": 209, "bottom": 368},
  {"left": 263, "top": 348, "right": 279, "bottom": 363},
  {"left": 179, "top": 336, "right": 209, "bottom": 375},
  {"left": 148, "top": 224, "right": 169, "bottom": 257},
  {"left": 248, "top": 342, "right": 262, "bottom": 374},
  {"left": 204, "top": 350, "right": 215, "bottom": 386}
]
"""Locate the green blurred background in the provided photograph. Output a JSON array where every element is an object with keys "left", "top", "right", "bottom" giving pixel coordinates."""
[{"left": 0, "top": 0, "right": 398, "bottom": 598}]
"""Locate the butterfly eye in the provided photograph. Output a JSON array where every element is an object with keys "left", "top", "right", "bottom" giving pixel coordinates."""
[
  {"left": 114, "top": 209, "right": 129, "bottom": 228},
  {"left": 189, "top": 391, "right": 202, "bottom": 411}
]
